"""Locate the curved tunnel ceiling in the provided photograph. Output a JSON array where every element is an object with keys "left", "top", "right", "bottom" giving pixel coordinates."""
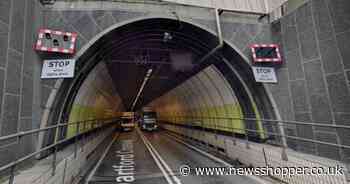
[{"left": 76, "top": 18, "right": 223, "bottom": 111}]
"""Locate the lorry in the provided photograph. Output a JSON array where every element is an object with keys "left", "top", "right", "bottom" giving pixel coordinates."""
[
  {"left": 139, "top": 107, "right": 158, "bottom": 131},
  {"left": 120, "top": 112, "right": 135, "bottom": 131}
]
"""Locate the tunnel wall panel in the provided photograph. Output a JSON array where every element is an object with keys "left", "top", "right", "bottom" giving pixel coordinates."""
[
  {"left": 67, "top": 62, "right": 124, "bottom": 138},
  {"left": 148, "top": 65, "right": 248, "bottom": 135}
]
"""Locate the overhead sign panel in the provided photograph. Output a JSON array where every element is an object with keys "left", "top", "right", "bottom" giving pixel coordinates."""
[
  {"left": 252, "top": 66, "right": 277, "bottom": 83},
  {"left": 41, "top": 59, "right": 75, "bottom": 79}
]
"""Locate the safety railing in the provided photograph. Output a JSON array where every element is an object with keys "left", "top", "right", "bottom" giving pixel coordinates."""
[
  {"left": 159, "top": 116, "right": 350, "bottom": 164},
  {"left": 0, "top": 117, "right": 120, "bottom": 184},
  {"left": 160, "top": 116, "right": 350, "bottom": 183}
]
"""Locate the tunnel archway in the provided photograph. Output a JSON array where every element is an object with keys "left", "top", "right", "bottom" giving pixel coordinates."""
[{"left": 41, "top": 17, "right": 280, "bottom": 150}]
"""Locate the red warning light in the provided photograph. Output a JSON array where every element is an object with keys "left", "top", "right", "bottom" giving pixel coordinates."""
[
  {"left": 250, "top": 44, "right": 282, "bottom": 64},
  {"left": 35, "top": 29, "right": 77, "bottom": 54}
]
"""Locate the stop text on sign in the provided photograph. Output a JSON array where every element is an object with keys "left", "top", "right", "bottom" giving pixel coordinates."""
[
  {"left": 41, "top": 59, "right": 75, "bottom": 79},
  {"left": 48, "top": 60, "right": 70, "bottom": 67}
]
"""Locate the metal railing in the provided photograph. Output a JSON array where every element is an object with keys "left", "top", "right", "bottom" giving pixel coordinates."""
[
  {"left": 158, "top": 116, "right": 350, "bottom": 163},
  {"left": 161, "top": 118, "right": 350, "bottom": 183},
  {"left": 0, "top": 117, "right": 120, "bottom": 184}
]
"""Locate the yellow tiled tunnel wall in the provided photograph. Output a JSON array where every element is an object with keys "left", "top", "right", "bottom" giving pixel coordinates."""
[
  {"left": 67, "top": 62, "right": 124, "bottom": 138},
  {"left": 148, "top": 65, "right": 264, "bottom": 137}
]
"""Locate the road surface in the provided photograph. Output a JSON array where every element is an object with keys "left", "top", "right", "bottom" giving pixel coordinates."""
[{"left": 87, "top": 129, "right": 261, "bottom": 184}]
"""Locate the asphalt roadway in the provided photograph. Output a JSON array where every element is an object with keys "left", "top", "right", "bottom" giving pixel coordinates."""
[{"left": 87, "top": 129, "right": 262, "bottom": 184}]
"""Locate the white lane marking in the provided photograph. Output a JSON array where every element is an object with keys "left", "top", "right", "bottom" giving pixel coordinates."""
[
  {"left": 140, "top": 131, "right": 182, "bottom": 184},
  {"left": 137, "top": 129, "right": 174, "bottom": 184},
  {"left": 163, "top": 132, "right": 271, "bottom": 184},
  {"left": 85, "top": 134, "right": 118, "bottom": 184}
]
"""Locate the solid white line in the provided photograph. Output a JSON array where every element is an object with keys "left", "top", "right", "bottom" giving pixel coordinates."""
[
  {"left": 137, "top": 129, "right": 174, "bottom": 184},
  {"left": 163, "top": 132, "right": 271, "bottom": 184},
  {"left": 85, "top": 134, "right": 118, "bottom": 184},
  {"left": 141, "top": 132, "right": 182, "bottom": 184}
]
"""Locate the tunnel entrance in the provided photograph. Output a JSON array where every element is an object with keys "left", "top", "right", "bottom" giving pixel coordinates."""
[{"left": 42, "top": 17, "right": 280, "bottom": 152}]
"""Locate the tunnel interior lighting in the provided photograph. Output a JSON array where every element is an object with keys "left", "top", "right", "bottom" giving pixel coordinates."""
[
  {"left": 131, "top": 69, "right": 153, "bottom": 110},
  {"left": 163, "top": 32, "right": 173, "bottom": 43}
]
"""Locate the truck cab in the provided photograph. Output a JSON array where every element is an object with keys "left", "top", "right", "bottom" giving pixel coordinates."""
[
  {"left": 140, "top": 109, "right": 158, "bottom": 131},
  {"left": 120, "top": 112, "right": 135, "bottom": 131}
]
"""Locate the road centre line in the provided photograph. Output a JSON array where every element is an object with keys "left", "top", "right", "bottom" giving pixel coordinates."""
[
  {"left": 140, "top": 130, "right": 182, "bottom": 184},
  {"left": 137, "top": 129, "right": 175, "bottom": 184}
]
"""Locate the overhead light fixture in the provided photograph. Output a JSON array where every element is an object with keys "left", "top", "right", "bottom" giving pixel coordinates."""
[
  {"left": 163, "top": 32, "right": 173, "bottom": 43},
  {"left": 131, "top": 69, "right": 153, "bottom": 110}
]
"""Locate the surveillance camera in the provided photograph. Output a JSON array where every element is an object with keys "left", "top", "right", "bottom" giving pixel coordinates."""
[{"left": 40, "top": 0, "right": 56, "bottom": 5}]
